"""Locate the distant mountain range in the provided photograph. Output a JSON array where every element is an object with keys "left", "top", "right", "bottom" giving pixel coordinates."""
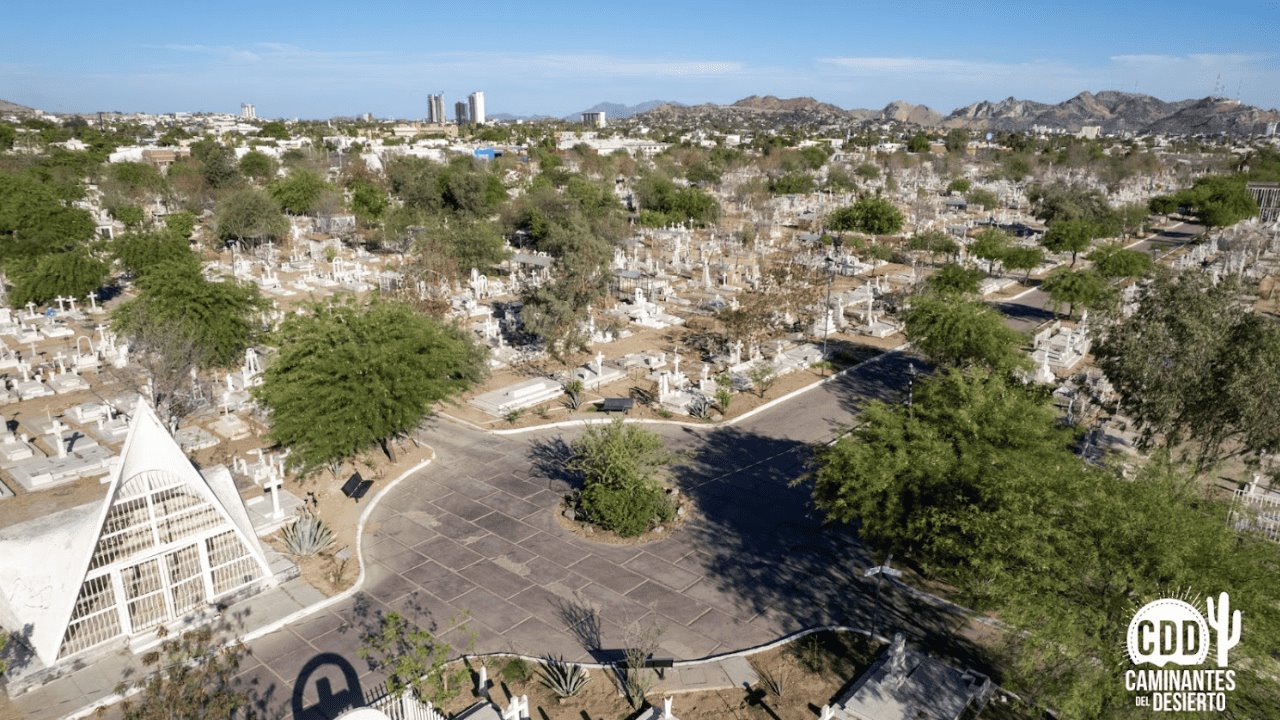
[
  {"left": 564, "top": 100, "right": 678, "bottom": 121},
  {"left": 632, "top": 91, "right": 1280, "bottom": 136}
]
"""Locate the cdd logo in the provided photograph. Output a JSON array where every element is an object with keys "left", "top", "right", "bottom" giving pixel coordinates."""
[{"left": 1127, "top": 593, "right": 1241, "bottom": 668}]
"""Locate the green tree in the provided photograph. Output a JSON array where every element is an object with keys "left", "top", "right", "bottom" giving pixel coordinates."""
[
  {"left": 114, "top": 257, "right": 266, "bottom": 368},
  {"left": 826, "top": 196, "right": 904, "bottom": 235},
  {"left": 254, "top": 298, "right": 486, "bottom": 473},
  {"left": 238, "top": 150, "right": 278, "bottom": 182},
  {"left": 165, "top": 210, "right": 197, "bottom": 240},
  {"left": 109, "top": 203, "right": 146, "bottom": 229},
  {"left": 769, "top": 172, "right": 815, "bottom": 195},
  {"left": 358, "top": 611, "right": 471, "bottom": 707},
  {"left": 1086, "top": 243, "right": 1152, "bottom": 278},
  {"left": 215, "top": 188, "right": 288, "bottom": 246},
  {"left": 906, "top": 132, "right": 930, "bottom": 153},
  {"left": 256, "top": 121, "right": 290, "bottom": 141},
  {"left": 1001, "top": 246, "right": 1044, "bottom": 282},
  {"left": 810, "top": 368, "right": 1280, "bottom": 717},
  {"left": 969, "top": 228, "right": 1010, "bottom": 274},
  {"left": 349, "top": 178, "right": 389, "bottom": 225},
  {"left": 0, "top": 172, "right": 96, "bottom": 260},
  {"left": 113, "top": 231, "right": 194, "bottom": 277},
  {"left": 924, "top": 263, "right": 983, "bottom": 295},
  {"left": 1040, "top": 219, "right": 1095, "bottom": 266},
  {"left": 1095, "top": 272, "right": 1280, "bottom": 467},
  {"left": 569, "top": 418, "right": 674, "bottom": 537},
  {"left": 107, "top": 161, "right": 167, "bottom": 198},
  {"left": 1147, "top": 194, "right": 1179, "bottom": 216},
  {"left": 1173, "top": 174, "right": 1259, "bottom": 228},
  {"left": 943, "top": 128, "right": 970, "bottom": 153},
  {"left": 269, "top": 169, "right": 328, "bottom": 215},
  {"left": 1041, "top": 268, "right": 1111, "bottom": 318},
  {"left": 190, "top": 139, "right": 240, "bottom": 189},
  {"left": 7, "top": 248, "right": 108, "bottom": 306},
  {"left": 854, "top": 163, "right": 880, "bottom": 180},
  {"left": 1028, "top": 182, "right": 1112, "bottom": 226},
  {"left": 0, "top": 123, "right": 15, "bottom": 151},
  {"left": 945, "top": 178, "right": 971, "bottom": 194},
  {"left": 904, "top": 295, "right": 1027, "bottom": 371},
  {"left": 1113, "top": 202, "right": 1149, "bottom": 236},
  {"left": 634, "top": 174, "right": 719, "bottom": 227},
  {"left": 964, "top": 187, "right": 999, "bottom": 210}
]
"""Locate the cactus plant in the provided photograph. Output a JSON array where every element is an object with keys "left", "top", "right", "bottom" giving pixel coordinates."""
[
  {"left": 282, "top": 512, "right": 336, "bottom": 556},
  {"left": 537, "top": 655, "right": 590, "bottom": 698}
]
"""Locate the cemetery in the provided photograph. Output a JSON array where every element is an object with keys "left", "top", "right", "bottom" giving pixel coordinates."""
[{"left": 2, "top": 92, "right": 1280, "bottom": 720}]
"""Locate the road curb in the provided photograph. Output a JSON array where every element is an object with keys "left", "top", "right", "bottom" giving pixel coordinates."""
[{"left": 443, "top": 347, "right": 908, "bottom": 437}]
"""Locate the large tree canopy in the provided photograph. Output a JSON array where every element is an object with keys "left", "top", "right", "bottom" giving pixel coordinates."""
[
  {"left": 1095, "top": 271, "right": 1280, "bottom": 467},
  {"left": 826, "top": 196, "right": 905, "bottom": 235},
  {"left": 215, "top": 188, "right": 289, "bottom": 246},
  {"left": 114, "top": 256, "right": 267, "bottom": 368},
  {"left": 0, "top": 172, "right": 96, "bottom": 259},
  {"left": 904, "top": 295, "right": 1027, "bottom": 372},
  {"left": 810, "top": 369, "right": 1280, "bottom": 717},
  {"left": 255, "top": 298, "right": 486, "bottom": 473},
  {"left": 7, "top": 247, "right": 108, "bottom": 307}
]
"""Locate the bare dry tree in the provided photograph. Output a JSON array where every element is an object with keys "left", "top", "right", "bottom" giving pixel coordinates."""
[{"left": 105, "top": 304, "right": 212, "bottom": 431}]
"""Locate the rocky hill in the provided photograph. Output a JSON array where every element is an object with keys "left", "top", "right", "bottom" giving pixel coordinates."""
[
  {"left": 632, "top": 91, "right": 1278, "bottom": 136},
  {"left": 880, "top": 100, "right": 943, "bottom": 126},
  {"left": 0, "top": 99, "right": 39, "bottom": 115}
]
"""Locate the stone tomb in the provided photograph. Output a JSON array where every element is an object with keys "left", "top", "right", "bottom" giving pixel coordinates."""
[{"left": 471, "top": 378, "right": 564, "bottom": 416}]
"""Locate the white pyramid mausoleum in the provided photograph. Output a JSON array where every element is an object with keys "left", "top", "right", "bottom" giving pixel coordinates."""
[{"left": 0, "top": 399, "right": 275, "bottom": 667}]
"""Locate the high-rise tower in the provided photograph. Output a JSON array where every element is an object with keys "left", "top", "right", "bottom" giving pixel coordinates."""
[
  {"left": 427, "top": 94, "right": 445, "bottom": 124},
  {"left": 468, "top": 91, "right": 486, "bottom": 125}
]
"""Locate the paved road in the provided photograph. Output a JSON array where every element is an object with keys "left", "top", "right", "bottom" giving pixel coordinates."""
[
  {"left": 210, "top": 352, "right": 982, "bottom": 719},
  {"left": 989, "top": 221, "right": 1205, "bottom": 333}
]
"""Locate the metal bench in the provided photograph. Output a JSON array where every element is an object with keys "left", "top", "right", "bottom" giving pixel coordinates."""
[
  {"left": 599, "top": 397, "right": 634, "bottom": 414},
  {"left": 341, "top": 472, "right": 373, "bottom": 502}
]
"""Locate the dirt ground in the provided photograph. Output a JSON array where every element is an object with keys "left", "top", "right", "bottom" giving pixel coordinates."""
[
  {"left": 428, "top": 630, "right": 1041, "bottom": 720},
  {"left": 264, "top": 439, "right": 438, "bottom": 596},
  {"left": 430, "top": 630, "right": 880, "bottom": 720}
]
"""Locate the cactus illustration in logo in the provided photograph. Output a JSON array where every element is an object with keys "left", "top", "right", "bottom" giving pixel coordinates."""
[{"left": 1205, "top": 592, "right": 1241, "bottom": 668}]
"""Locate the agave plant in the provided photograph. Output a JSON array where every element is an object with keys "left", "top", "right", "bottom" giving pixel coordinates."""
[
  {"left": 538, "top": 655, "right": 589, "bottom": 698},
  {"left": 282, "top": 512, "right": 336, "bottom": 556}
]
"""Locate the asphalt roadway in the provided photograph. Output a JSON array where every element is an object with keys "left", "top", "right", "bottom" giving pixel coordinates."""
[{"left": 198, "top": 350, "right": 990, "bottom": 720}]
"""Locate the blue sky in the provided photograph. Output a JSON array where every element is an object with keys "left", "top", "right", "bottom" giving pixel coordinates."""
[{"left": 3, "top": 0, "right": 1278, "bottom": 118}]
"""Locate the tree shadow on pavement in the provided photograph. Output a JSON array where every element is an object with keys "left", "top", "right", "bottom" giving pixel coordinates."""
[{"left": 823, "top": 350, "right": 924, "bottom": 420}]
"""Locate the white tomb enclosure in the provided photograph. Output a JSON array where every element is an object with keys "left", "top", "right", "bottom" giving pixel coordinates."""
[
  {"left": 571, "top": 353, "right": 625, "bottom": 390},
  {"left": 979, "top": 276, "right": 1017, "bottom": 297},
  {"left": 471, "top": 378, "right": 565, "bottom": 416},
  {"left": 0, "top": 399, "right": 275, "bottom": 669}
]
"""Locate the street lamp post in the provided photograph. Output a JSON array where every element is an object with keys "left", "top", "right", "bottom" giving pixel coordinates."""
[{"left": 822, "top": 255, "right": 834, "bottom": 373}]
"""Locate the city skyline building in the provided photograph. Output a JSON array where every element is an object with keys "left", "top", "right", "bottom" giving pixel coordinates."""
[
  {"left": 454, "top": 100, "right": 468, "bottom": 125},
  {"left": 427, "top": 94, "right": 445, "bottom": 124},
  {"left": 468, "top": 91, "right": 485, "bottom": 125}
]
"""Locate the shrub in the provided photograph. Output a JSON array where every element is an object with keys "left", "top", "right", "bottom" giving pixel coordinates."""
[
  {"left": 282, "top": 512, "right": 336, "bottom": 556},
  {"left": 538, "top": 655, "right": 590, "bottom": 698},
  {"left": 570, "top": 419, "right": 674, "bottom": 537},
  {"left": 502, "top": 657, "right": 531, "bottom": 682}
]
